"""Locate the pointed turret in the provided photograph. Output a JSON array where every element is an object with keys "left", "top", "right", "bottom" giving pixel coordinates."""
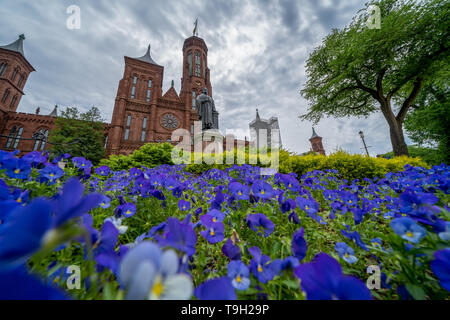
[
  {"left": 311, "top": 127, "right": 319, "bottom": 139},
  {"left": 49, "top": 105, "right": 58, "bottom": 117},
  {"left": 256, "top": 108, "right": 260, "bottom": 121},
  {"left": 0, "top": 34, "right": 26, "bottom": 57},
  {"left": 133, "top": 44, "right": 161, "bottom": 66}
]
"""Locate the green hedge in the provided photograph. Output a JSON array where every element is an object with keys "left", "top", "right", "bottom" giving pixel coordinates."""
[
  {"left": 280, "top": 151, "right": 429, "bottom": 181},
  {"left": 99, "top": 143, "right": 429, "bottom": 181}
]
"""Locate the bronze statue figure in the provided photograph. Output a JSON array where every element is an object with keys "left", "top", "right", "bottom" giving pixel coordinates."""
[{"left": 195, "top": 88, "right": 218, "bottom": 130}]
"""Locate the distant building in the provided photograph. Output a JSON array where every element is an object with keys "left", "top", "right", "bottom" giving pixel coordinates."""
[
  {"left": 249, "top": 109, "right": 282, "bottom": 149},
  {"left": 309, "top": 127, "right": 325, "bottom": 155}
]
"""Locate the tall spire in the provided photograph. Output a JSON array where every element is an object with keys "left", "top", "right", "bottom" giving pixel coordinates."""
[
  {"left": 311, "top": 127, "right": 319, "bottom": 139},
  {"left": 256, "top": 108, "right": 260, "bottom": 120},
  {"left": 133, "top": 44, "right": 160, "bottom": 66},
  {"left": 0, "top": 34, "right": 26, "bottom": 57}
]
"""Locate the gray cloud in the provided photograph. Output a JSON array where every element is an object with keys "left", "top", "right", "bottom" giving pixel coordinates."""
[{"left": 1, "top": 0, "right": 407, "bottom": 155}]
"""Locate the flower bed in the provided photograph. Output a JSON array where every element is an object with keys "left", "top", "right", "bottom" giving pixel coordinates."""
[{"left": 0, "top": 150, "right": 449, "bottom": 300}]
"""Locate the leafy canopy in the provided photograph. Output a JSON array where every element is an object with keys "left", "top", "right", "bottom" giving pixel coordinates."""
[
  {"left": 48, "top": 106, "right": 106, "bottom": 164},
  {"left": 300, "top": 0, "right": 449, "bottom": 123}
]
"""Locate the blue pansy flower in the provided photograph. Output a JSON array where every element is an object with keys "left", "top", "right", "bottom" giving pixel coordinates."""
[
  {"left": 248, "top": 246, "right": 281, "bottom": 284},
  {"left": 335, "top": 242, "right": 357, "bottom": 264},
  {"left": 72, "top": 157, "right": 92, "bottom": 170},
  {"left": 207, "top": 209, "right": 225, "bottom": 222},
  {"left": 200, "top": 215, "right": 225, "bottom": 244},
  {"left": 158, "top": 217, "right": 197, "bottom": 257},
  {"left": 294, "top": 253, "right": 371, "bottom": 300},
  {"left": 246, "top": 213, "right": 274, "bottom": 237},
  {"left": 296, "top": 196, "right": 319, "bottom": 215},
  {"left": 38, "top": 165, "right": 64, "bottom": 184},
  {"left": 4, "top": 158, "right": 31, "bottom": 179},
  {"left": 195, "top": 277, "right": 236, "bottom": 300},
  {"left": 222, "top": 238, "right": 241, "bottom": 261},
  {"left": 291, "top": 227, "right": 308, "bottom": 261},
  {"left": 431, "top": 249, "right": 450, "bottom": 292},
  {"left": 117, "top": 203, "right": 137, "bottom": 218},
  {"left": 229, "top": 182, "right": 250, "bottom": 200},
  {"left": 99, "top": 195, "right": 111, "bottom": 209},
  {"left": 0, "top": 266, "right": 68, "bottom": 300},
  {"left": 227, "top": 260, "right": 250, "bottom": 290},
  {"left": 251, "top": 180, "right": 274, "bottom": 200},
  {"left": 178, "top": 199, "right": 191, "bottom": 211},
  {"left": 119, "top": 241, "right": 193, "bottom": 300},
  {"left": 95, "top": 165, "right": 110, "bottom": 176},
  {"left": 390, "top": 217, "right": 426, "bottom": 244}
]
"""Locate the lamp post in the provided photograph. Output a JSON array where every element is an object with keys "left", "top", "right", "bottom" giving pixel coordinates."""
[{"left": 359, "top": 130, "right": 370, "bottom": 157}]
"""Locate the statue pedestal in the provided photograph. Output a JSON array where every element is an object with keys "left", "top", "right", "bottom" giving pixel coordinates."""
[{"left": 193, "top": 129, "right": 224, "bottom": 153}]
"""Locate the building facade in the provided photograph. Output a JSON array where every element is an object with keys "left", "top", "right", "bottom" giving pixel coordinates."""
[
  {"left": 106, "top": 36, "right": 216, "bottom": 155},
  {"left": 0, "top": 34, "right": 219, "bottom": 156},
  {"left": 249, "top": 109, "right": 282, "bottom": 149}
]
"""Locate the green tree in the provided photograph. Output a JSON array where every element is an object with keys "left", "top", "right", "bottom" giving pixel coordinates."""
[
  {"left": 48, "top": 106, "right": 106, "bottom": 164},
  {"left": 300, "top": 0, "right": 449, "bottom": 156},
  {"left": 404, "top": 71, "right": 449, "bottom": 164}
]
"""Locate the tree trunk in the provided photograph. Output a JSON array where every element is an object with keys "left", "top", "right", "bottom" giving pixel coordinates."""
[
  {"left": 389, "top": 120, "right": 409, "bottom": 157},
  {"left": 379, "top": 99, "right": 409, "bottom": 157}
]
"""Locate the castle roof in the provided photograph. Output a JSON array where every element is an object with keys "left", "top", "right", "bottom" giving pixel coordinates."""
[
  {"left": 49, "top": 105, "right": 58, "bottom": 117},
  {"left": 0, "top": 34, "right": 35, "bottom": 71},
  {"left": 0, "top": 34, "right": 26, "bottom": 57},
  {"left": 133, "top": 44, "right": 161, "bottom": 66},
  {"left": 310, "top": 127, "right": 320, "bottom": 139}
]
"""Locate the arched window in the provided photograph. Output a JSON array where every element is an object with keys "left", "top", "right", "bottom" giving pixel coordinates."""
[
  {"left": 141, "top": 117, "right": 147, "bottom": 142},
  {"left": 194, "top": 52, "right": 201, "bottom": 77},
  {"left": 0, "top": 62, "right": 7, "bottom": 76},
  {"left": 203, "top": 55, "right": 206, "bottom": 79},
  {"left": 124, "top": 115, "right": 131, "bottom": 140},
  {"left": 187, "top": 52, "right": 192, "bottom": 76},
  {"left": 11, "top": 68, "right": 19, "bottom": 81},
  {"left": 12, "top": 127, "right": 23, "bottom": 150},
  {"left": 1, "top": 89, "right": 10, "bottom": 104},
  {"left": 146, "top": 80, "right": 152, "bottom": 102},
  {"left": 5, "top": 126, "right": 16, "bottom": 149},
  {"left": 5, "top": 126, "right": 23, "bottom": 150},
  {"left": 9, "top": 95, "right": 18, "bottom": 109},
  {"left": 33, "top": 128, "right": 49, "bottom": 151},
  {"left": 130, "top": 76, "right": 138, "bottom": 99},
  {"left": 17, "top": 73, "right": 25, "bottom": 87},
  {"left": 104, "top": 136, "right": 108, "bottom": 149},
  {"left": 192, "top": 91, "right": 196, "bottom": 109}
]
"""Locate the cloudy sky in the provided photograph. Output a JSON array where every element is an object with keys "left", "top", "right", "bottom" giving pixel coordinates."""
[{"left": 1, "top": 0, "right": 412, "bottom": 155}]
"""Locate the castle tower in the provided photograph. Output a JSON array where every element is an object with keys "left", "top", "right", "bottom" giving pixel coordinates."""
[
  {"left": 0, "top": 34, "right": 35, "bottom": 113},
  {"left": 309, "top": 127, "right": 325, "bottom": 155},
  {"left": 107, "top": 44, "right": 164, "bottom": 155},
  {"left": 180, "top": 36, "right": 218, "bottom": 132}
]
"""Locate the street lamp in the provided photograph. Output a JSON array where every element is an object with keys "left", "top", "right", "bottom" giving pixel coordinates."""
[{"left": 359, "top": 130, "right": 370, "bottom": 157}]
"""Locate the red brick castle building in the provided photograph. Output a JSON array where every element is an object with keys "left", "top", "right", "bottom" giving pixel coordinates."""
[
  {"left": 0, "top": 33, "right": 324, "bottom": 157},
  {"left": 0, "top": 34, "right": 217, "bottom": 156}
]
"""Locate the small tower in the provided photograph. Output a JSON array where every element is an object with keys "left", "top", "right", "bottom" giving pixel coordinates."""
[
  {"left": 309, "top": 127, "right": 325, "bottom": 155},
  {"left": 0, "top": 34, "right": 35, "bottom": 113}
]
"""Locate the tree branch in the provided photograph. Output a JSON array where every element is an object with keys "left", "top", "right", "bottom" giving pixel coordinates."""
[{"left": 396, "top": 77, "right": 423, "bottom": 122}]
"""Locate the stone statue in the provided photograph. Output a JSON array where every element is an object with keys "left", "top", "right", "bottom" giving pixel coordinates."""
[{"left": 195, "top": 88, "right": 218, "bottom": 130}]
